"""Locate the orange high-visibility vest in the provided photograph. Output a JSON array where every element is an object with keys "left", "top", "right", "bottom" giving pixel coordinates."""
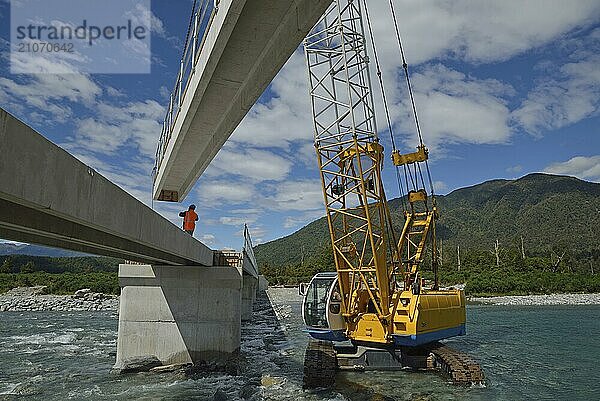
[{"left": 183, "top": 210, "right": 198, "bottom": 230}]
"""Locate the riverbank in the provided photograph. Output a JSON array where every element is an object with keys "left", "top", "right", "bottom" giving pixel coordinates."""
[
  {"left": 469, "top": 293, "right": 600, "bottom": 306},
  {"left": 0, "top": 286, "right": 118, "bottom": 312},
  {"left": 3, "top": 286, "right": 600, "bottom": 312}
]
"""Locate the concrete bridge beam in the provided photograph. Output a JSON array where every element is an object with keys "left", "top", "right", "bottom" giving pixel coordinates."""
[{"left": 0, "top": 108, "right": 212, "bottom": 266}]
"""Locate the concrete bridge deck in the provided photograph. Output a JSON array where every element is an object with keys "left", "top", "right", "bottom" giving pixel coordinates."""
[
  {"left": 0, "top": 108, "right": 213, "bottom": 266},
  {"left": 152, "top": 0, "right": 331, "bottom": 202}
]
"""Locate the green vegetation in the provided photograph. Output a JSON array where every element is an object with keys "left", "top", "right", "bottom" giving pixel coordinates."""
[
  {"left": 0, "top": 255, "right": 120, "bottom": 294},
  {"left": 255, "top": 174, "right": 600, "bottom": 295},
  {"left": 0, "top": 272, "right": 119, "bottom": 295}
]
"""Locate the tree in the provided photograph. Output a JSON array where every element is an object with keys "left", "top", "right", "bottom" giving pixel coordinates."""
[
  {"left": 1, "top": 258, "right": 12, "bottom": 273},
  {"left": 492, "top": 239, "right": 501, "bottom": 268},
  {"left": 20, "top": 261, "right": 35, "bottom": 274}
]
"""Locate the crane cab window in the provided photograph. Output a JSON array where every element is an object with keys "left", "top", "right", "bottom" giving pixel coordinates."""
[{"left": 303, "top": 275, "right": 336, "bottom": 329}]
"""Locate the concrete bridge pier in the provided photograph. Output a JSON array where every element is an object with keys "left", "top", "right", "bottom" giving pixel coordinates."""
[
  {"left": 115, "top": 264, "right": 242, "bottom": 371},
  {"left": 240, "top": 274, "right": 258, "bottom": 321}
]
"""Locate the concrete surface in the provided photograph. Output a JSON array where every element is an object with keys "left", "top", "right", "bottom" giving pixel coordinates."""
[
  {"left": 241, "top": 250, "right": 258, "bottom": 278},
  {"left": 115, "top": 264, "right": 242, "bottom": 369},
  {"left": 240, "top": 274, "right": 258, "bottom": 321},
  {"left": 0, "top": 108, "right": 213, "bottom": 266},
  {"left": 258, "top": 275, "right": 269, "bottom": 292},
  {"left": 153, "top": 0, "right": 332, "bottom": 201}
]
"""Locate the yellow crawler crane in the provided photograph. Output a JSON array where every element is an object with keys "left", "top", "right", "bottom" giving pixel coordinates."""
[{"left": 300, "top": 0, "right": 482, "bottom": 387}]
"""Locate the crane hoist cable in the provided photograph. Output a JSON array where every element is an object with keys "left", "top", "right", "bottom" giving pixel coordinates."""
[
  {"left": 361, "top": 0, "right": 407, "bottom": 213},
  {"left": 387, "top": 0, "right": 436, "bottom": 200}
]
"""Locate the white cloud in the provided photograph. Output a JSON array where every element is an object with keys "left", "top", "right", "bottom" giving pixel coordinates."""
[
  {"left": 219, "top": 216, "right": 257, "bottom": 226},
  {"left": 72, "top": 99, "right": 164, "bottom": 156},
  {"left": 432, "top": 180, "right": 449, "bottom": 194},
  {"left": 512, "top": 54, "right": 600, "bottom": 134},
  {"left": 393, "top": 64, "right": 514, "bottom": 148},
  {"left": 237, "top": 225, "right": 267, "bottom": 244},
  {"left": 0, "top": 66, "right": 101, "bottom": 123},
  {"left": 544, "top": 155, "right": 600, "bottom": 182},
  {"left": 230, "top": 51, "right": 312, "bottom": 149},
  {"left": 208, "top": 147, "right": 293, "bottom": 182},
  {"left": 283, "top": 210, "right": 325, "bottom": 229},
  {"left": 125, "top": 3, "right": 164, "bottom": 37},
  {"left": 199, "top": 233, "right": 216, "bottom": 245},
  {"left": 369, "top": 0, "right": 600, "bottom": 65},
  {"left": 198, "top": 180, "right": 255, "bottom": 205},
  {"left": 264, "top": 179, "right": 323, "bottom": 212},
  {"left": 506, "top": 165, "right": 523, "bottom": 174}
]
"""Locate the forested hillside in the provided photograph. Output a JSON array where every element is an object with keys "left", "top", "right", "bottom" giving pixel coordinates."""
[
  {"left": 0, "top": 256, "right": 121, "bottom": 294},
  {"left": 255, "top": 174, "right": 600, "bottom": 294}
]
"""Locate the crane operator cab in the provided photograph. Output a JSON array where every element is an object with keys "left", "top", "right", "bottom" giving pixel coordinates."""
[{"left": 300, "top": 272, "right": 346, "bottom": 342}]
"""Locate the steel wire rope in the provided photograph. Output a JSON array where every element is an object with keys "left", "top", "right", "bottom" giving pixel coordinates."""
[
  {"left": 387, "top": 0, "right": 436, "bottom": 200},
  {"left": 361, "top": 0, "right": 407, "bottom": 212},
  {"left": 361, "top": 0, "right": 405, "bottom": 270}
]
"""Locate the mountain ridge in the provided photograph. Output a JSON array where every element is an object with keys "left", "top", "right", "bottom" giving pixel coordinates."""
[{"left": 255, "top": 173, "right": 600, "bottom": 269}]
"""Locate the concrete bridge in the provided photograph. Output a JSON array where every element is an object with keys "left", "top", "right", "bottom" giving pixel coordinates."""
[
  {"left": 1, "top": 0, "right": 332, "bottom": 372},
  {"left": 0, "top": 107, "right": 262, "bottom": 369},
  {"left": 152, "top": 0, "right": 331, "bottom": 202}
]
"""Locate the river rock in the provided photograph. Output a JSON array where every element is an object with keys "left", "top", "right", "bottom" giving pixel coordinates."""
[
  {"left": 150, "top": 363, "right": 191, "bottom": 373},
  {"left": 212, "top": 389, "right": 229, "bottom": 401},
  {"left": 74, "top": 288, "right": 92, "bottom": 298},
  {"left": 4, "top": 286, "right": 47, "bottom": 296}
]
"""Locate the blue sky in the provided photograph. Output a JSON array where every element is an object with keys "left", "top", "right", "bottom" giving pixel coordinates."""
[{"left": 0, "top": 0, "right": 599, "bottom": 250}]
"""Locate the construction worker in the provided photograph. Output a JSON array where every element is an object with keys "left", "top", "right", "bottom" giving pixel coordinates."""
[{"left": 179, "top": 204, "right": 199, "bottom": 236}]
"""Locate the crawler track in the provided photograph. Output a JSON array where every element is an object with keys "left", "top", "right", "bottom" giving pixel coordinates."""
[
  {"left": 425, "top": 342, "right": 485, "bottom": 385},
  {"left": 303, "top": 340, "right": 337, "bottom": 389}
]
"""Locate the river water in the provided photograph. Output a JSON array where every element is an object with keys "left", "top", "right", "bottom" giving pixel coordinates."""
[{"left": 0, "top": 288, "right": 598, "bottom": 400}]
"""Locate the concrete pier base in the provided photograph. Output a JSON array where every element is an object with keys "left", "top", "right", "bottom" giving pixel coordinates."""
[
  {"left": 240, "top": 274, "right": 258, "bottom": 321},
  {"left": 258, "top": 275, "right": 269, "bottom": 292},
  {"left": 115, "top": 264, "right": 242, "bottom": 371}
]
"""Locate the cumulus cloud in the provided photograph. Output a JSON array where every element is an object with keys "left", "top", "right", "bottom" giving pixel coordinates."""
[
  {"left": 0, "top": 63, "right": 101, "bottom": 123},
  {"left": 219, "top": 216, "right": 257, "bottom": 226},
  {"left": 392, "top": 64, "right": 514, "bottom": 148},
  {"left": 544, "top": 155, "right": 600, "bottom": 182},
  {"left": 506, "top": 165, "right": 523, "bottom": 174},
  {"left": 369, "top": 0, "right": 600, "bottom": 65},
  {"left": 208, "top": 147, "right": 293, "bottom": 182},
  {"left": 199, "top": 233, "right": 216, "bottom": 245},
  {"left": 198, "top": 180, "right": 256, "bottom": 205},
  {"left": 263, "top": 179, "right": 324, "bottom": 212},
  {"left": 512, "top": 53, "right": 600, "bottom": 134},
  {"left": 230, "top": 51, "right": 312, "bottom": 149}
]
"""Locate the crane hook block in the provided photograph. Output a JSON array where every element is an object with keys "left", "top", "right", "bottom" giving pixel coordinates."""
[{"left": 391, "top": 144, "right": 428, "bottom": 166}]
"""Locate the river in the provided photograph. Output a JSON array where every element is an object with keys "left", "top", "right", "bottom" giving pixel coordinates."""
[{"left": 1, "top": 288, "right": 598, "bottom": 400}]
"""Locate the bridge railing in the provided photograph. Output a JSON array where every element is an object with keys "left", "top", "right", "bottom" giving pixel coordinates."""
[{"left": 153, "top": 0, "right": 220, "bottom": 181}]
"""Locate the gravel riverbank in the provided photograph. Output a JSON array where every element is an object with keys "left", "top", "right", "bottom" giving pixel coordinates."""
[
  {"left": 0, "top": 287, "right": 118, "bottom": 312},
  {"left": 470, "top": 293, "right": 600, "bottom": 306},
  {"left": 3, "top": 287, "right": 599, "bottom": 312}
]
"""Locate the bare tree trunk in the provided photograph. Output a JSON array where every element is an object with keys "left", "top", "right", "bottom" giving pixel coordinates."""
[
  {"left": 439, "top": 239, "right": 443, "bottom": 267},
  {"left": 493, "top": 239, "right": 501, "bottom": 267},
  {"left": 551, "top": 251, "right": 565, "bottom": 273},
  {"left": 591, "top": 259, "right": 594, "bottom": 275},
  {"left": 520, "top": 236, "right": 526, "bottom": 260},
  {"left": 457, "top": 245, "right": 461, "bottom": 272}
]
